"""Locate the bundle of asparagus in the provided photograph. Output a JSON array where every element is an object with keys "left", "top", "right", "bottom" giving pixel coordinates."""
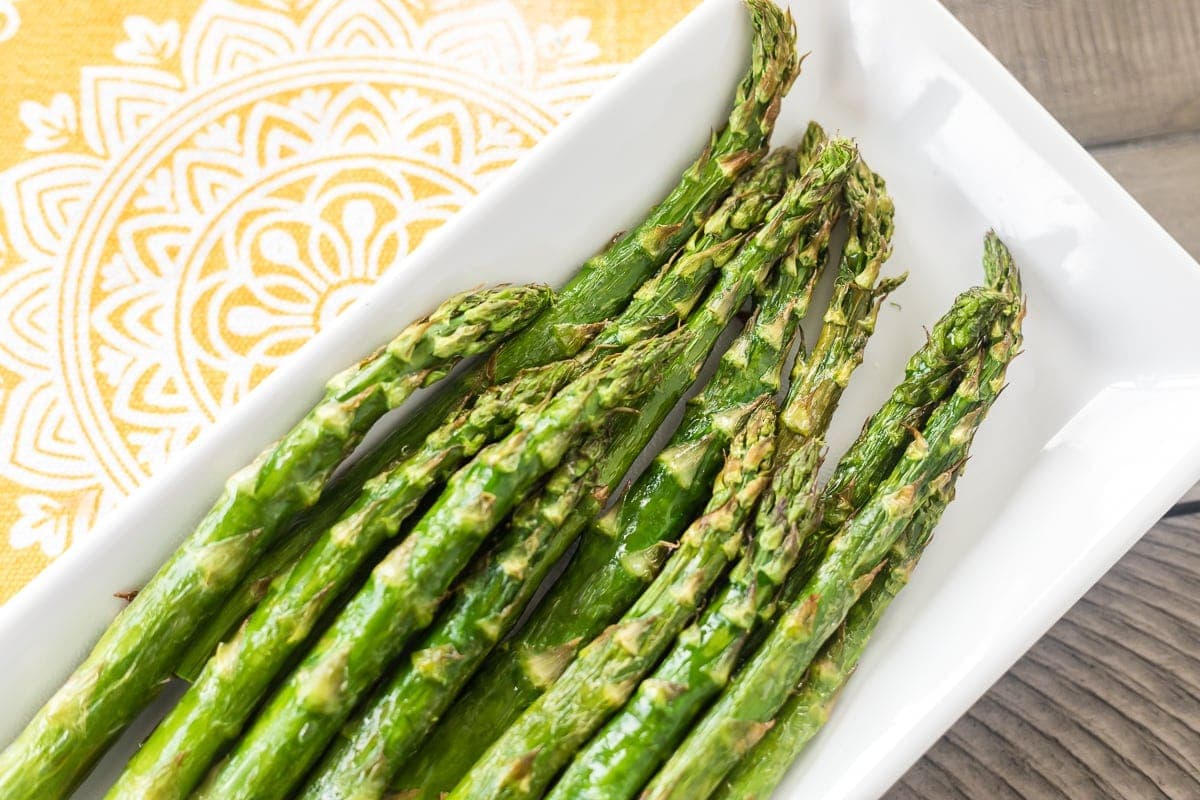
[{"left": 0, "top": 1, "right": 1027, "bottom": 798}]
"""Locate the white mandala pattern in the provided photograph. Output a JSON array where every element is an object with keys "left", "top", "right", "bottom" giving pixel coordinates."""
[
  {"left": 0, "top": 0, "right": 618, "bottom": 558},
  {"left": 0, "top": 1, "right": 19, "bottom": 43}
]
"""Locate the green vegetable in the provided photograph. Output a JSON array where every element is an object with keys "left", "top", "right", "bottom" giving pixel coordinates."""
[
  {"left": 779, "top": 159, "right": 903, "bottom": 446},
  {"left": 717, "top": 229, "right": 1024, "bottom": 794},
  {"left": 641, "top": 310, "right": 1021, "bottom": 800},
  {"left": 781, "top": 243, "right": 1022, "bottom": 611},
  {"left": 107, "top": 362, "right": 575, "bottom": 800},
  {"left": 292, "top": 159, "right": 815, "bottom": 796},
  {"left": 714, "top": 478, "right": 957, "bottom": 800},
  {"left": 263, "top": 0, "right": 798, "bottom": 564},
  {"left": 0, "top": 286, "right": 550, "bottom": 800},
  {"left": 487, "top": 0, "right": 798, "bottom": 374},
  {"left": 447, "top": 401, "right": 779, "bottom": 800},
  {"left": 174, "top": 146, "right": 792, "bottom": 686},
  {"left": 542, "top": 151, "right": 903, "bottom": 800},
  {"left": 725, "top": 239, "right": 1022, "bottom": 800},
  {"left": 591, "top": 146, "right": 798, "bottom": 351},
  {"left": 547, "top": 440, "right": 823, "bottom": 800},
  {"left": 297, "top": 431, "right": 614, "bottom": 800},
  {"left": 194, "top": 332, "right": 687, "bottom": 800},
  {"left": 177, "top": 142, "right": 799, "bottom": 680},
  {"left": 392, "top": 137, "right": 854, "bottom": 799}
]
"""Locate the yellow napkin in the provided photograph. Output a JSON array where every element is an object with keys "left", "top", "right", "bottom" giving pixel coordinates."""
[{"left": 0, "top": 0, "right": 697, "bottom": 603}]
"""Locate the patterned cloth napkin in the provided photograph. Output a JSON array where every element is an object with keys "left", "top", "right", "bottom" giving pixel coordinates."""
[{"left": 0, "top": 0, "right": 697, "bottom": 603}]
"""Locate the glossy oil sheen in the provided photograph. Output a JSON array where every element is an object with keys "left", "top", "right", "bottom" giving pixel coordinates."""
[{"left": 3, "top": 1, "right": 1200, "bottom": 798}]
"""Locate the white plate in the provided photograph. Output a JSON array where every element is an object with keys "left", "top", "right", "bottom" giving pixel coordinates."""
[{"left": 4, "top": 0, "right": 1200, "bottom": 797}]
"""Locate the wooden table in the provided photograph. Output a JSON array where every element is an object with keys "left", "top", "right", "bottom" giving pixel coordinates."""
[{"left": 888, "top": 2, "right": 1200, "bottom": 797}]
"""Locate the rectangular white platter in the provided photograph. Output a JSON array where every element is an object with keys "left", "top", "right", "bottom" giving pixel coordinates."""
[{"left": 4, "top": 0, "right": 1200, "bottom": 797}]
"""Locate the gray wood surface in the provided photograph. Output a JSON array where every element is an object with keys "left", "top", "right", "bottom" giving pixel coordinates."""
[{"left": 888, "top": 2, "right": 1200, "bottom": 797}]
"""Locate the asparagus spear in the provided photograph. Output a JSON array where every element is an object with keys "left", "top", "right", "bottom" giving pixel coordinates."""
[
  {"left": 447, "top": 401, "right": 779, "bottom": 800},
  {"left": 547, "top": 440, "right": 823, "bottom": 800},
  {"left": 779, "top": 160, "right": 903, "bottom": 445},
  {"left": 0, "top": 286, "right": 549, "bottom": 800},
  {"left": 592, "top": 146, "right": 798, "bottom": 350},
  {"left": 108, "top": 362, "right": 578, "bottom": 800},
  {"left": 271, "top": 0, "right": 797, "bottom": 546},
  {"left": 983, "top": 228, "right": 1023, "bottom": 300},
  {"left": 176, "top": 148, "right": 798, "bottom": 681},
  {"left": 779, "top": 247, "right": 1022, "bottom": 614},
  {"left": 720, "top": 237, "right": 1025, "bottom": 800},
  {"left": 488, "top": 0, "right": 798, "bottom": 374},
  {"left": 391, "top": 139, "right": 854, "bottom": 798},
  {"left": 176, "top": 0, "right": 798, "bottom": 690},
  {"left": 642, "top": 317, "right": 1021, "bottom": 800},
  {"left": 302, "top": 147, "right": 835, "bottom": 799},
  {"left": 192, "top": 333, "right": 686, "bottom": 800},
  {"left": 708, "top": 241, "right": 1027, "bottom": 800},
  {"left": 292, "top": 158, "right": 804, "bottom": 792},
  {"left": 714, "top": 479, "right": 957, "bottom": 800},
  {"left": 175, "top": 521, "right": 308, "bottom": 682},
  {"left": 297, "top": 432, "right": 614, "bottom": 800},
  {"left": 542, "top": 152, "right": 901, "bottom": 800}
]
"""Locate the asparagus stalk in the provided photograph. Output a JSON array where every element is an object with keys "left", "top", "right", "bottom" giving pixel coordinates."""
[
  {"left": 273, "top": 0, "right": 798, "bottom": 546},
  {"left": 176, "top": 0, "right": 797, "bottom": 691},
  {"left": 176, "top": 147, "right": 798, "bottom": 681},
  {"left": 983, "top": 228, "right": 1023, "bottom": 300},
  {"left": 193, "top": 333, "right": 687, "bottom": 800},
  {"left": 547, "top": 440, "right": 823, "bottom": 800},
  {"left": 447, "top": 401, "right": 779, "bottom": 800},
  {"left": 305, "top": 148, "right": 836, "bottom": 799},
  {"left": 592, "top": 146, "right": 798, "bottom": 350},
  {"left": 293, "top": 165, "right": 804, "bottom": 794},
  {"left": 108, "top": 362, "right": 577, "bottom": 800},
  {"left": 175, "top": 521, "right": 307, "bottom": 682},
  {"left": 642, "top": 314, "right": 1021, "bottom": 800},
  {"left": 541, "top": 151, "right": 901, "bottom": 800},
  {"left": 708, "top": 239, "right": 1027, "bottom": 800},
  {"left": 391, "top": 138, "right": 854, "bottom": 798},
  {"left": 714, "top": 479, "right": 957, "bottom": 800},
  {"left": 488, "top": 0, "right": 798, "bottom": 374},
  {"left": 297, "top": 432, "right": 614, "bottom": 800},
  {"left": 0, "top": 286, "right": 549, "bottom": 800},
  {"left": 721, "top": 236, "right": 1026, "bottom": 800},
  {"left": 779, "top": 244, "right": 1022, "bottom": 613},
  {"left": 819, "top": 286, "right": 1016, "bottom": 534},
  {"left": 779, "top": 160, "right": 903, "bottom": 445},
  {"left": 175, "top": 146, "right": 796, "bottom": 686}
]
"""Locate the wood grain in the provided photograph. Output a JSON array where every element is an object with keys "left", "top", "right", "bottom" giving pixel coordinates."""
[
  {"left": 888, "top": 515, "right": 1200, "bottom": 799},
  {"left": 885, "top": 3, "right": 1200, "bottom": 798},
  {"left": 1091, "top": 133, "right": 1200, "bottom": 259},
  {"left": 941, "top": 0, "right": 1200, "bottom": 147}
]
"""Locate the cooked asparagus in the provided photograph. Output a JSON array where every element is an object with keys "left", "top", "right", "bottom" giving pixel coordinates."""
[
  {"left": 446, "top": 401, "right": 778, "bottom": 800},
  {"left": 0, "top": 286, "right": 550, "bottom": 800},
  {"left": 192, "top": 333, "right": 687, "bottom": 800},
  {"left": 391, "top": 137, "right": 854, "bottom": 799},
  {"left": 107, "top": 362, "right": 576, "bottom": 800},
  {"left": 488, "top": 0, "right": 798, "bottom": 373},
  {"left": 293, "top": 151, "right": 813, "bottom": 795},
  {"left": 714, "top": 478, "right": 957, "bottom": 800},
  {"left": 281, "top": 0, "right": 798, "bottom": 529},
  {"left": 297, "top": 433, "right": 614, "bottom": 800},
  {"left": 546, "top": 440, "right": 823, "bottom": 800},
  {"left": 642, "top": 311, "right": 1020, "bottom": 800},
  {"left": 177, "top": 144, "right": 798, "bottom": 682}
]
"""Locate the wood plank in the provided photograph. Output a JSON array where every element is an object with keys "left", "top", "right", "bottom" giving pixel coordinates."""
[
  {"left": 887, "top": 514, "right": 1200, "bottom": 799},
  {"left": 941, "top": 0, "right": 1200, "bottom": 147},
  {"left": 1091, "top": 133, "right": 1200, "bottom": 259}
]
